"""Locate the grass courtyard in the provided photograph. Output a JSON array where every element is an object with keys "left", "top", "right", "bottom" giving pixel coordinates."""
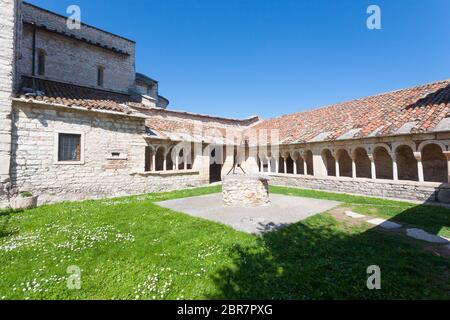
[{"left": 0, "top": 185, "right": 449, "bottom": 300}]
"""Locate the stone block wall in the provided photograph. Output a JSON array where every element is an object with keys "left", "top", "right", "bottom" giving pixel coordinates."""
[
  {"left": 9, "top": 102, "right": 208, "bottom": 206},
  {"left": 222, "top": 175, "right": 270, "bottom": 207},
  {"left": 268, "top": 173, "right": 449, "bottom": 203},
  {"left": 0, "top": 0, "right": 18, "bottom": 207},
  {"left": 19, "top": 2, "right": 135, "bottom": 92}
]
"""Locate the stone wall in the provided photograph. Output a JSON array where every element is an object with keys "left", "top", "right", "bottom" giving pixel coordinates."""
[
  {"left": 0, "top": 0, "right": 19, "bottom": 207},
  {"left": 9, "top": 102, "right": 208, "bottom": 206},
  {"left": 19, "top": 2, "right": 135, "bottom": 92},
  {"left": 268, "top": 173, "right": 450, "bottom": 203},
  {"left": 222, "top": 174, "right": 270, "bottom": 207}
]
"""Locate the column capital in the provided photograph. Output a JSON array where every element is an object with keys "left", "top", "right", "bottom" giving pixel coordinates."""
[
  {"left": 413, "top": 152, "right": 422, "bottom": 161},
  {"left": 443, "top": 151, "right": 450, "bottom": 160}
]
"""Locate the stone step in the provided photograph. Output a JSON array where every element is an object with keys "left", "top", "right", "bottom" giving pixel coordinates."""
[
  {"left": 344, "top": 211, "right": 365, "bottom": 219},
  {"left": 406, "top": 228, "right": 450, "bottom": 244},
  {"left": 367, "top": 218, "right": 402, "bottom": 230}
]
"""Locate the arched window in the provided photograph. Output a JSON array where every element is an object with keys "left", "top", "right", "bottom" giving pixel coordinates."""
[
  {"left": 145, "top": 146, "right": 154, "bottom": 172},
  {"left": 155, "top": 147, "right": 165, "bottom": 171},
  {"left": 166, "top": 148, "right": 174, "bottom": 171},
  {"left": 396, "top": 145, "right": 418, "bottom": 181},
  {"left": 374, "top": 146, "right": 393, "bottom": 179},
  {"left": 278, "top": 155, "right": 284, "bottom": 173},
  {"left": 422, "top": 143, "right": 447, "bottom": 183},
  {"left": 354, "top": 147, "right": 371, "bottom": 178},
  {"left": 305, "top": 150, "right": 314, "bottom": 175},
  {"left": 321, "top": 149, "right": 336, "bottom": 176},
  {"left": 286, "top": 155, "right": 294, "bottom": 174},
  {"left": 292, "top": 151, "right": 303, "bottom": 174},
  {"left": 337, "top": 149, "right": 352, "bottom": 177}
]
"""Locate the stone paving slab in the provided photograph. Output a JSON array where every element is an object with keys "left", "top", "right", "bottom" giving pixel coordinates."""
[
  {"left": 344, "top": 211, "right": 365, "bottom": 219},
  {"left": 367, "top": 218, "right": 402, "bottom": 230},
  {"left": 155, "top": 193, "right": 341, "bottom": 234},
  {"left": 406, "top": 228, "right": 450, "bottom": 244}
]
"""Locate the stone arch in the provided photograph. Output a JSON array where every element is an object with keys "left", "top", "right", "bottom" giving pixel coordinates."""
[
  {"left": 144, "top": 145, "right": 155, "bottom": 172},
  {"left": 395, "top": 145, "right": 418, "bottom": 181},
  {"left": 374, "top": 146, "right": 393, "bottom": 179},
  {"left": 337, "top": 149, "right": 352, "bottom": 177},
  {"left": 353, "top": 147, "right": 371, "bottom": 178},
  {"left": 304, "top": 150, "right": 314, "bottom": 175},
  {"left": 418, "top": 140, "right": 446, "bottom": 153},
  {"left": 177, "top": 148, "right": 185, "bottom": 170},
  {"left": 321, "top": 148, "right": 336, "bottom": 176},
  {"left": 292, "top": 151, "right": 304, "bottom": 174},
  {"left": 155, "top": 146, "right": 166, "bottom": 171},
  {"left": 166, "top": 147, "right": 174, "bottom": 170},
  {"left": 422, "top": 143, "right": 447, "bottom": 183},
  {"left": 286, "top": 155, "right": 294, "bottom": 174}
]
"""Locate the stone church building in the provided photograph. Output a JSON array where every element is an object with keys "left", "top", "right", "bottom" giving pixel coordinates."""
[{"left": 1, "top": 0, "right": 450, "bottom": 208}]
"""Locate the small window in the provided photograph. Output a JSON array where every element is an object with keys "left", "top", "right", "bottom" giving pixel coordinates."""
[
  {"left": 58, "top": 133, "right": 81, "bottom": 162},
  {"left": 37, "top": 50, "right": 45, "bottom": 76},
  {"left": 97, "top": 66, "right": 104, "bottom": 87}
]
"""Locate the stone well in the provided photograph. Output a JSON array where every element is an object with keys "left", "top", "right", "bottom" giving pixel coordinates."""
[{"left": 222, "top": 174, "right": 270, "bottom": 207}]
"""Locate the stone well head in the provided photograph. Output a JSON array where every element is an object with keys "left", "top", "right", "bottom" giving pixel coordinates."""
[{"left": 222, "top": 174, "right": 270, "bottom": 207}]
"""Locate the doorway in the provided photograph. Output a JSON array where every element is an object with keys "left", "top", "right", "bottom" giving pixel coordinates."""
[{"left": 209, "top": 147, "right": 222, "bottom": 183}]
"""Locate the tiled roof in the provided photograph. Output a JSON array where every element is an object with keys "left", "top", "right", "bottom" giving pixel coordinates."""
[
  {"left": 250, "top": 79, "right": 450, "bottom": 144},
  {"left": 145, "top": 118, "right": 243, "bottom": 145},
  {"left": 17, "top": 76, "right": 139, "bottom": 115}
]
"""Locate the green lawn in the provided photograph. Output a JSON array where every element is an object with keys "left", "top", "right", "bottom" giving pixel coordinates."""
[{"left": 0, "top": 185, "right": 449, "bottom": 300}]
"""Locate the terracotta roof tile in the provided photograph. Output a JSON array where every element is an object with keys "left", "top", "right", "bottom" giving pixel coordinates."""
[
  {"left": 249, "top": 79, "right": 450, "bottom": 144},
  {"left": 18, "top": 76, "right": 139, "bottom": 115}
]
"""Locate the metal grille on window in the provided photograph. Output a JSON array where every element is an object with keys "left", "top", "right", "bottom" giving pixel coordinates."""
[{"left": 58, "top": 134, "right": 81, "bottom": 161}]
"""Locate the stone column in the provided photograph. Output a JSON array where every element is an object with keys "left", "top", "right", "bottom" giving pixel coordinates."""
[
  {"left": 335, "top": 159, "right": 340, "bottom": 177},
  {"left": 303, "top": 159, "right": 307, "bottom": 175},
  {"left": 351, "top": 157, "right": 356, "bottom": 178},
  {"left": 0, "top": 0, "right": 18, "bottom": 208},
  {"left": 283, "top": 158, "right": 287, "bottom": 174},
  {"left": 151, "top": 153, "right": 156, "bottom": 171},
  {"left": 443, "top": 151, "right": 450, "bottom": 183},
  {"left": 275, "top": 158, "right": 279, "bottom": 173},
  {"left": 163, "top": 156, "right": 167, "bottom": 171},
  {"left": 293, "top": 160, "right": 297, "bottom": 175},
  {"left": 391, "top": 153, "right": 398, "bottom": 180},
  {"left": 368, "top": 154, "right": 376, "bottom": 179},
  {"left": 414, "top": 152, "right": 424, "bottom": 182}
]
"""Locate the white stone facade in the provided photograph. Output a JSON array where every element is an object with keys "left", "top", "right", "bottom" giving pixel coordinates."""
[
  {"left": 0, "top": 0, "right": 19, "bottom": 208},
  {"left": 0, "top": 0, "right": 449, "bottom": 209},
  {"left": 10, "top": 102, "right": 207, "bottom": 204}
]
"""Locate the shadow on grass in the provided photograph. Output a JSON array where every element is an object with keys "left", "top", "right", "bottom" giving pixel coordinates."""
[
  {"left": 0, "top": 209, "right": 23, "bottom": 238},
  {"left": 209, "top": 191, "right": 450, "bottom": 299}
]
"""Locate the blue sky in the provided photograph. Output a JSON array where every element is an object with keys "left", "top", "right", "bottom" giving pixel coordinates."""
[{"left": 28, "top": 0, "right": 450, "bottom": 119}]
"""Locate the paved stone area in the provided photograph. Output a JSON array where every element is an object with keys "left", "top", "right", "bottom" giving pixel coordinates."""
[
  {"left": 155, "top": 194, "right": 341, "bottom": 234},
  {"left": 367, "top": 218, "right": 403, "bottom": 230},
  {"left": 345, "top": 211, "right": 365, "bottom": 219},
  {"left": 406, "top": 228, "right": 450, "bottom": 244}
]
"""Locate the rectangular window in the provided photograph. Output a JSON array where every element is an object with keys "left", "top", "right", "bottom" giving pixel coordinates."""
[
  {"left": 37, "top": 50, "right": 45, "bottom": 76},
  {"left": 97, "top": 66, "right": 104, "bottom": 87},
  {"left": 58, "top": 133, "right": 81, "bottom": 162}
]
